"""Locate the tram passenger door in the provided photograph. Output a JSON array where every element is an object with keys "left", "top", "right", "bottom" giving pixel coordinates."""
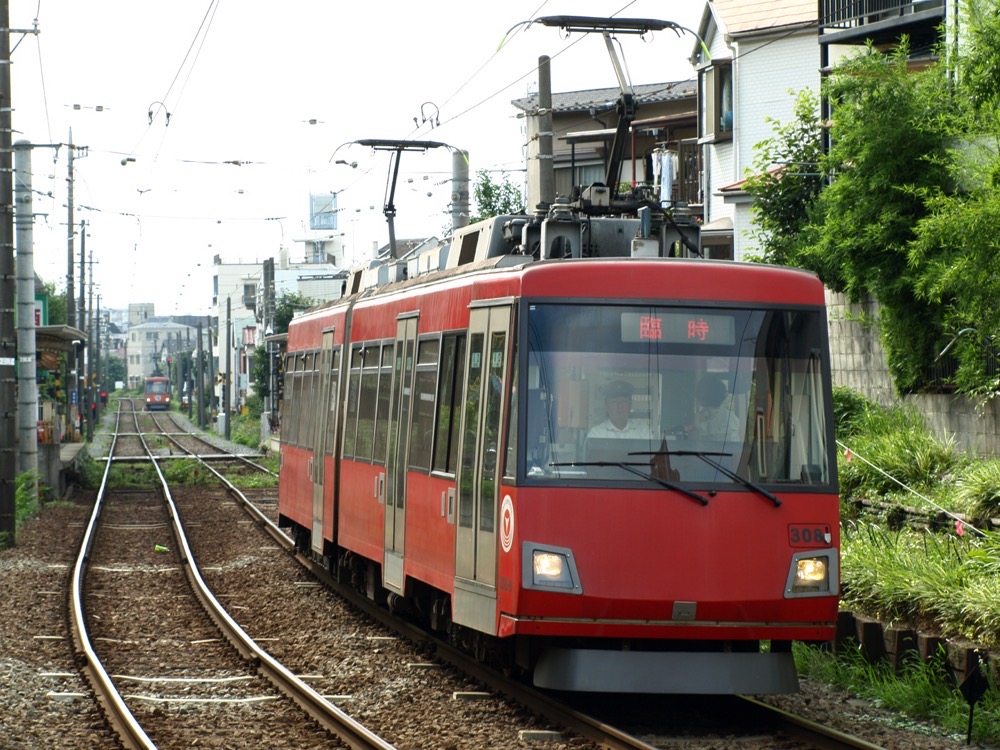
[
  {"left": 454, "top": 306, "right": 511, "bottom": 632},
  {"left": 384, "top": 315, "right": 417, "bottom": 593},
  {"left": 312, "top": 330, "right": 335, "bottom": 556}
]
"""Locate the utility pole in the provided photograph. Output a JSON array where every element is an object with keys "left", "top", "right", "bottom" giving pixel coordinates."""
[
  {"left": 196, "top": 321, "right": 204, "bottom": 428},
  {"left": 65, "top": 132, "right": 75, "bottom": 440},
  {"left": 538, "top": 55, "right": 555, "bottom": 207},
  {"left": 451, "top": 150, "right": 469, "bottom": 232},
  {"left": 0, "top": 0, "right": 17, "bottom": 541},
  {"left": 14, "top": 141, "right": 37, "bottom": 494},
  {"left": 262, "top": 258, "right": 272, "bottom": 423},
  {"left": 224, "top": 297, "right": 231, "bottom": 440},
  {"left": 207, "top": 316, "right": 216, "bottom": 419},
  {"left": 95, "top": 295, "right": 102, "bottom": 422},
  {"left": 85, "top": 245, "right": 94, "bottom": 441},
  {"left": 78, "top": 221, "right": 86, "bottom": 440}
]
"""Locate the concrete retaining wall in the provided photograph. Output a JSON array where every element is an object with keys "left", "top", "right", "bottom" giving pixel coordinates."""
[{"left": 826, "top": 290, "right": 1000, "bottom": 457}]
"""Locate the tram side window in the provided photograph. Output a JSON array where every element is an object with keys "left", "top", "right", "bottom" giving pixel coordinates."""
[
  {"left": 281, "top": 354, "right": 294, "bottom": 446},
  {"left": 325, "top": 348, "right": 341, "bottom": 453},
  {"left": 373, "top": 343, "right": 395, "bottom": 464},
  {"left": 504, "top": 361, "right": 518, "bottom": 480},
  {"left": 342, "top": 345, "right": 364, "bottom": 459},
  {"left": 354, "top": 344, "right": 381, "bottom": 461},
  {"left": 301, "top": 352, "right": 317, "bottom": 452},
  {"left": 432, "top": 333, "right": 466, "bottom": 474},
  {"left": 286, "top": 355, "right": 301, "bottom": 447},
  {"left": 409, "top": 338, "right": 440, "bottom": 472}
]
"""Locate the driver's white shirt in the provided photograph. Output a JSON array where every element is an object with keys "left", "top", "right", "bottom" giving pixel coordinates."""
[{"left": 587, "top": 419, "right": 653, "bottom": 440}]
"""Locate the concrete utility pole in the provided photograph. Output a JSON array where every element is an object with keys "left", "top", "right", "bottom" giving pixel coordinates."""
[
  {"left": 526, "top": 55, "right": 555, "bottom": 210},
  {"left": 262, "top": 258, "right": 273, "bottom": 423},
  {"left": 78, "top": 221, "right": 87, "bottom": 440},
  {"left": 207, "top": 316, "right": 216, "bottom": 419},
  {"left": 538, "top": 55, "right": 555, "bottom": 207},
  {"left": 224, "top": 297, "right": 231, "bottom": 440},
  {"left": 0, "top": 0, "right": 17, "bottom": 540},
  {"left": 14, "top": 141, "right": 38, "bottom": 494},
  {"left": 95, "top": 295, "right": 101, "bottom": 421},
  {"left": 196, "top": 321, "right": 204, "bottom": 428},
  {"left": 451, "top": 151, "right": 469, "bottom": 232},
  {"left": 65, "top": 132, "right": 76, "bottom": 440}
]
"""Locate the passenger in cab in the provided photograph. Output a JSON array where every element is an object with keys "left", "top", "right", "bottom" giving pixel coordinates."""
[
  {"left": 587, "top": 380, "right": 652, "bottom": 439},
  {"left": 689, "top": 374, "right": 743, "bottom": 441}
]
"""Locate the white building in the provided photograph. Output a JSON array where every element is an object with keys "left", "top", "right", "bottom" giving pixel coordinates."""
[
  {"left": 125, "top": 320, "right": 199, "bottom": 389},
  {"left": 693, "top": 0, "right": 825, "bottom": 260},
  {"left": 212, "top": 251, "right": 346, "bottom": 413}
]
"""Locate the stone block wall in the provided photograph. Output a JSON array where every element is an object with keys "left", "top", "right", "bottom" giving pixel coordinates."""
[{"left": 825, "top": 290, "right": 1000, "bottom": 456}]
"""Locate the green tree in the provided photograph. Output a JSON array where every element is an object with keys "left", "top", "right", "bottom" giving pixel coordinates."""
[
  {"left": 813, "top": 43, "right": 952, "bottom": 392},
  {"left": 746, "top": 43, "right": 954, "bottom": 394},
  {"left": 274, "top": 291, "right": 314, "bottom": 334},
  {"left": 743, "top": 90, "right": 827, "bottom": 267},
  {"left": 252, "top": 344, "right": 269, "bottom": 398},
  {"left": 905, "top": 0, "right": 1000, "bottom": 398},
  {"left": 42, "top": 281, "right": 67, "bottom": 326},
  {"left": 103, "top": 355, "right": 126, "bottom": 386},
  {"left": 470, "top": 169, "right": 525, "bottom": 224}
]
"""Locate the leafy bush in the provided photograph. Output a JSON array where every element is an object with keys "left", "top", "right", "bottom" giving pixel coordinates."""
[
  {"left": 832, "top": 385, "right": 878, "bottom": 440},
  {"left": 15, "top": 472, "right": 41, "bottom": 519},
  {"left": 954, "top": 460, "right": 1000, "bottom": 518},
  {"left": 841, "top": 523, "right": 1000, "bottom": 647},
  {"left": 77, "top": 451, "right": 105, "bottom": 490},
  {"left": 837, "top": 399, "right": 961, "bottom": 499}
]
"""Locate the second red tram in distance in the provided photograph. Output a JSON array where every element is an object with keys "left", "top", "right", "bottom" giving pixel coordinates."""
[
  {"left": 144, "top": 375, "right": 171, "bottom": 411},
  {"left": 278, "top": 199, "right": 840, "bottom": 695}
]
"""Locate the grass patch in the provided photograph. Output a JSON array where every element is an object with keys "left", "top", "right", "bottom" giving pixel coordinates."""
[
  {"left": 841, "top": 523, "right": 1000, "bottom": 647},
  {"left": 836, "top": 404, "right": 963, "bottom": 500},
  {"left": 230, "top": 471, "right": 279, "bottom": 490},
  {"left": 955, "top": 460, "right": 1000, "bottom": 519},
  {"left": 794, "top": 641, "right": 999, "bottom": 743}
]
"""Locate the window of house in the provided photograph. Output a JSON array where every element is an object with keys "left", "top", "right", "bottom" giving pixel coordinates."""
[
  {"left": 702, "top": 59, "right": 733, "bottom": 142},
  {"left": 701, "top": 234, "right": 735, "bottom": 260}
]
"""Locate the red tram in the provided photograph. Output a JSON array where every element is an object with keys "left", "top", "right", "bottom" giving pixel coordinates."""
[
  {"left": 144, "top": 375, "right": 171, "bottom": 411},
  {"left": 278, "top": 203, "right": 840, "bottom": 695}
]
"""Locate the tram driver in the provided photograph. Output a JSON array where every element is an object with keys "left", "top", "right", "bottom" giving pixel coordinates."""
[{"left": 586, "top": 380, "right": 652, "bottom": 440}]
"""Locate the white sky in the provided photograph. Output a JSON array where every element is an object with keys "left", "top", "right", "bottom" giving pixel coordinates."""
[{"left": 10, "top": 0, "right": 703, "bottom": 317}]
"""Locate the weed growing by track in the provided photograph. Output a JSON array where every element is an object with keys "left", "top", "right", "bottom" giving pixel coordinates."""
[{"left": 794, "top": 642, "right": 998, "bottom": 743}]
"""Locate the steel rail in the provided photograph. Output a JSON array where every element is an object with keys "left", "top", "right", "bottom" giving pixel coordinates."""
[
  {"left": 144, "top": 407, "right": 394, "bottom": 749},
  {"left": 68, "top": 400, "right": 158, "bottom": 749}
]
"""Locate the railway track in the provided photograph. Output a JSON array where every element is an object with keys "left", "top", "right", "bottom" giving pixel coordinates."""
[
  {"left": 68, "top": 399, "right": 895, "bottom": 749},
  {"left": 71, "top": 400, "right": 392, "bottom": 749}
]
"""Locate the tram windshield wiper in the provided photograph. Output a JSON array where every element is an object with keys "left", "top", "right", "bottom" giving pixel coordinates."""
[
  {"left": 667, "top": 450, "right": 782, "bottom": 507},
  {"left": 550, "top": 461, "right": 709, "bottom": 506}
]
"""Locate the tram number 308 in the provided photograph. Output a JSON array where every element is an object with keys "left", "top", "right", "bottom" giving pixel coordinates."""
[{"left": 788, "top": 524, "right": 832, "bottom": 547}]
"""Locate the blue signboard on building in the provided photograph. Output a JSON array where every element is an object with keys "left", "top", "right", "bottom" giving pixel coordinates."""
[{"left": 309, "top": 192, "right": 338, "bottom": 231}]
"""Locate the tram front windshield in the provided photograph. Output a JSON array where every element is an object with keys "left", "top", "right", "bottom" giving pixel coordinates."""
[
  {"left": 523, "top": 303, "right": 831, "bottom": 487},
  {"left": 146, "top": 380, "right": 169, "bottom": 395}
]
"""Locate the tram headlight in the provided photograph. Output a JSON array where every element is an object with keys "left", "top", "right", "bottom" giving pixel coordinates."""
[
  {"left": 533, "top": 552, "right": 569, "bottom": 584},
  {"left": 523, "top": 543, "right": 582, "bottom": 594},
  {"left": 785, "top": 550, "right": 838, "bottom": 598}
]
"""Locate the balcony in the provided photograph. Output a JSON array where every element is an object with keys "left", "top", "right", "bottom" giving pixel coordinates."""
[{"left": 819, "top": 0, "right": 946, "bottom": 51}]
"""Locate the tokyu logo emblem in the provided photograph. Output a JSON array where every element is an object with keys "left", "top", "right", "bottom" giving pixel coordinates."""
[{"left": 500, "top": 495, "right": 514, "bottom": 553}]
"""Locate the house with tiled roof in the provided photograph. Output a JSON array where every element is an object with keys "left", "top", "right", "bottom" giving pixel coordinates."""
[
  {"left": 692, "top": 0, "right": 823, "bottom": 260},
  {"left": 512, "top": 80, "right": 697, "bottom": 209}
]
